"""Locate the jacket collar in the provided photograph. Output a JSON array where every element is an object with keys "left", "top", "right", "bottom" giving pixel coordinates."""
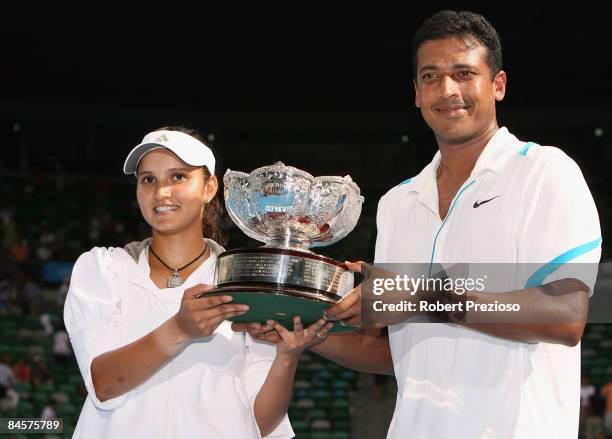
[
  {"left": 406, "top": 127, "right": 515, "bottom": 196},
  {"left": 114, "top": 238, "right": 224, "bottom": 289}
]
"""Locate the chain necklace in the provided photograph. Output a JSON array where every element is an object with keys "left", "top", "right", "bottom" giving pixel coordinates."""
[{"left": 149, "top": 245, "right": 207, "bottom": 288}]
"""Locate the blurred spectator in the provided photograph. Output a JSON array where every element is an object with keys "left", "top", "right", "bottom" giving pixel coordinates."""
[
  {"left": 37, "top": 225, "right": 56, "bottom": 263},
  {"left": 10, "top": 236, "right": 28, "bottom": 264},
  {"left": 0, "top": 353, "right": 16, "bottom": 397},
  {"left": 36, "top": 243, "right": 53, "bottom": 262},
  {"left": 585, "top": 388, "right": 606, "bottom": 439},
  {"left": 0, "top": 388, "right": 19, "bottom": 411},
  {"left": 30, "top": 355, "right": 52, "bottom": 389},
  {"left": 0, "top": 275, "right": 13, "bottom": 315},
  {"left": 53, "top": 322, "right": 72, "bottom": 366},
  {"left": 581, "top": 376, "right": 597, "bottom": 434},
  {"left": 56, "top": 274, "right": 70, "bottom": 309},
  {"left": 40, "top": 399, "right": 58, "bottom": 421},
  {"left": 0, "top": 208, "right": 17, "bottom": 250},
  {"left": 22, "top": 275, "right": 43, "bottom": 315},
  {"left": 582, "top": 376, "right": 596, "bottom": 406},
  {"left": 39, "top": 225, "right": 56, "bottom": 247},
  {"left": 0, "top": 353, "right": 19, "bottom": 411},
  {"left": 12, "top": 357, "right": 31, "bottom": 383},
  {"left": 40, "top": 313, "right": 55, "bottom": 336},
  {"left": 88, "top": 217, "right": 100, "bottom": 242},
  {"left": 601, "top": 381, "right": 612, "bottom": 433}
]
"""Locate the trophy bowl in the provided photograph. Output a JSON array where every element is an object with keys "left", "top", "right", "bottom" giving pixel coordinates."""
[{"left": 205, "top": 162, "right": 364, "bottom": 333}]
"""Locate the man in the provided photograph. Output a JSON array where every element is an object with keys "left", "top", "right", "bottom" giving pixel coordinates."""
[{"left": 236, "top": 10, "right": 602, "bottom": 438}]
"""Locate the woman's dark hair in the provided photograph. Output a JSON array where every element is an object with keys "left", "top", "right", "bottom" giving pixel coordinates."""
[
  {"left": 412, "top": 10, "right": 503, "bottom": 79},
  {"left": 154, "top": 126, "right": 228, "bottom": 246}
]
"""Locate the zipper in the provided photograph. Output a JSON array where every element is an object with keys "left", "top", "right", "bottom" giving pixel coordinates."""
[
  {"left": 428, "top": 180, "right": 476, "bottom": 275},
  {"left": 162, "top": 356, "right": 175, "bottom": 438}
]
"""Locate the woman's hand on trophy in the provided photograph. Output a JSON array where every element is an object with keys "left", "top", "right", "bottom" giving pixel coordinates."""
[
  {"left": 239, "top": 321, "right": 281, "bottom": 343},
  {"left": 230, "top": 321, "right": 277, "bottom": 341},
  {"left": 267, "top": 316, "right": 334, "bottom": 360},
  {"left": 173, "top": 285, "right": 250, "bottom": 340},
  {"left": 323, "top": 261, "right": 364, "bottom": 327}
]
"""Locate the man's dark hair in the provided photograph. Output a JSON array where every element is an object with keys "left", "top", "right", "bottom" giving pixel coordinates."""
[{"left": 412, "top": 10, "right": 503, "bottom": 79}]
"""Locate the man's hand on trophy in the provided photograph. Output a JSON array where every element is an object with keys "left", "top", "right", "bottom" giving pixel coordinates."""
[{"left": 323, "top": 261, "right": 364, "bottom": 327}]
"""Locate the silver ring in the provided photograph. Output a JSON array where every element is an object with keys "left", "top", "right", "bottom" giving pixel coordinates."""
[{"left": 316, "top": 331, "right": 327, "bottom": 340}]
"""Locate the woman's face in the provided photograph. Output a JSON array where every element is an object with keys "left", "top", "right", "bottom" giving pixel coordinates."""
[{"left": 136, "top": 148, "right": 218, "bottom": 235}]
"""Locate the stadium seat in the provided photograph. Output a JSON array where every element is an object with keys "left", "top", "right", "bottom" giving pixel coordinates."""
[{"left": 16, "top": 401, "right": 35, "bottom": 417}]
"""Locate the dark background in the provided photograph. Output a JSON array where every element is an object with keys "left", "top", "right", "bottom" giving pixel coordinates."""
[
  {"left": 1, "top": 2, "right": 610, "bottom": 261},
  {"left": 1, "top": 4, "right": 611, "bottom": 437}
]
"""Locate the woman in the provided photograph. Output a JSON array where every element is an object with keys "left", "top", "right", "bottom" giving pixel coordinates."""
[{"left": 64, "top": 127, "right": 333, "bottom": 438}]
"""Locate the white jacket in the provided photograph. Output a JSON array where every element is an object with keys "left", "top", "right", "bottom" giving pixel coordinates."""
[{"left": 64, "top": 238, "right": 293, "bottom": 439}]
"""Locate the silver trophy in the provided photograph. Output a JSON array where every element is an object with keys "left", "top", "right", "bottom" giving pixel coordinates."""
[{"left": 206, "top": 162, "right": 364, "bottom": 330}]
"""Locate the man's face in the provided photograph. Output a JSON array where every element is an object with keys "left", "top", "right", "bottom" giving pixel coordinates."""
[{"left": 414, "top": 36, "right": 506, "bottom": 145}]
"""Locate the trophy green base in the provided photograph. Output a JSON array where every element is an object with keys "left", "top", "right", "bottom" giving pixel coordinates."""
[{"left": 204, "top": 285, "right": 356, "bottom": 334}]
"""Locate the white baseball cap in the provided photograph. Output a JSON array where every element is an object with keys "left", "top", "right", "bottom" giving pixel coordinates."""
[{"left": 123, "top": 130, "right": 216, "bottom": 175}]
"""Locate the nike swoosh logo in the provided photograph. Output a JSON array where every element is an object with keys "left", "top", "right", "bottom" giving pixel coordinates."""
[{"left": 473, "top": 196, "right": 500, "bottom": 208}]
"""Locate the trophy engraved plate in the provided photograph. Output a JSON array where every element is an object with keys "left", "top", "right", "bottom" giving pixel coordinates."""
[{"left": 205, "top": 162, "right": 364, "bottom": 331}]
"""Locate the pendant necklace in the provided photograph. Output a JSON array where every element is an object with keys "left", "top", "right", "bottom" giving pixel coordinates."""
[{"left": 149, "top": 245, "right": 207, "bottom": 288}]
